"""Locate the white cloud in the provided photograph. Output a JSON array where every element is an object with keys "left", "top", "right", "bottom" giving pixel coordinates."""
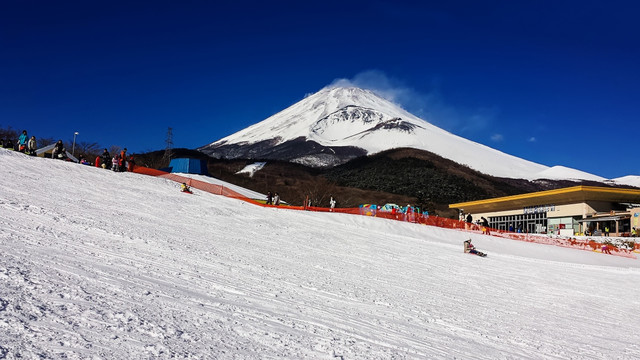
[
  {"left": 491, "top": 134, "right": 504, "bottom": 142},
  {"left": 328, "top": 70, "right": 498, "bottom": 134},
  {"left": 528, "top": 137, "right": 537, "bottom": 142}
]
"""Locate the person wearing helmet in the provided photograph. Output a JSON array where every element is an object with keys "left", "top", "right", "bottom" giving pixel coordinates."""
[{"left": 464, "top": 239, "right": 487, "bottom": 257}]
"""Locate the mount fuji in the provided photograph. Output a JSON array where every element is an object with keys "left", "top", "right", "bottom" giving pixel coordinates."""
[{"left": 199, "top": 86, "right": 621, "bottom": 183}]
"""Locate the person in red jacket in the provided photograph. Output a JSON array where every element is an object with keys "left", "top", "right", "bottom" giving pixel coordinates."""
[
  {"left": 127, "top": 154, "right": 135, "bottom": 172},
  {"left": 119, "top": 148, "right": 127, "bottom": 171},
  {"left": 95, "top": 156, "right": 101, "bottom": 168}
]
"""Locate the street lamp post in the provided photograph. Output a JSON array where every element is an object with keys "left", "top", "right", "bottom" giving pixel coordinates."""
[{"left": 72, "top": 131, "right": 79, "bottom": 157}]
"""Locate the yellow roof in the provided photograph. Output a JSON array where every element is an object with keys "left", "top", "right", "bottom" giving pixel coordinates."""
[{"left": 449, "top": 186, "right": 640, "bottom": 213}]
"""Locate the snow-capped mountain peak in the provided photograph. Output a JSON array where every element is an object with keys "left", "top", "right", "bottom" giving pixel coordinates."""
[{"left": 200, "top": 86, "right": 611, "bottom": 181}]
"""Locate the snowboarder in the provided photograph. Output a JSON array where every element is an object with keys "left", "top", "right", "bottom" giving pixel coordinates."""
[
  {"left": 266, "top": 191, "right": 273, "bottom": 205},
  {"left": 464, "top": 239, "right": 487, "bottom": 257},
  {"left": 180, "top": 182, "right": 192, "bottom": 194},
  {"left": 329, "top": 196, "right": 336, "bottom": 212},
  {"left": 273, "top": 192, "right": 280, "bottom": 206}
]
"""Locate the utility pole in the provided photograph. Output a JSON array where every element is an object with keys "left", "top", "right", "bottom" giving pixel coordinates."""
[{"left": 162, "top": 127, "right": 173, "bottom": 166}]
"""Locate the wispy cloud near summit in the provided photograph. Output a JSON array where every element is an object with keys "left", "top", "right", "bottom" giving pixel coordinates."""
[{"left": 328, "top": 70, "right": 498, "bottom": 135}]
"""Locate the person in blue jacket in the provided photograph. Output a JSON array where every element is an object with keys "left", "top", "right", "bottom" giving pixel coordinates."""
[{"left": 18, "top": 130, "right": 28, "bottom": 153}]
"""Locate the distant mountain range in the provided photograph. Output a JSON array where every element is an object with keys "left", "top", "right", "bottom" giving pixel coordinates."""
[{"left": 199, "top": 86, "right": 639, "bottom": 187}]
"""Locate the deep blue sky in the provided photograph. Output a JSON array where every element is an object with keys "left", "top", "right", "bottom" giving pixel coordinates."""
[{"left": 1, "top": 0, "right": 638, "bottom": 178}]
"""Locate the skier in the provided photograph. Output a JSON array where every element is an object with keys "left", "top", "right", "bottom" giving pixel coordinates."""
[
  {"left": 329, "top": 196, "right": 336, "bottom": 212},
  {"left": 464, "top": 239, "right": 487, "bottom": 257},
  {"left": 273, "top": 192, "right": 280, "bottom": 206},
  {"left": 266, "top": 191, "right": 273, "bottom": 205}
]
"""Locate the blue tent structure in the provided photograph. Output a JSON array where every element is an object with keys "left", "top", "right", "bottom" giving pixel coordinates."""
[{"left": 167, "top": 158, "right": 209, "bottom": 175}]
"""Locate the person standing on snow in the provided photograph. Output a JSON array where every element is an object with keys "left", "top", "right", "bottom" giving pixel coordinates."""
[
  {"left": 273, "top": 192, "right": 280, "bottom": 206},
  {"left": 18, "top": 130, "right": 28, "bottom": 153},
  {"left": 127, "top": 154, "right": 135, "bottom": 172},
  {"left": 101, "top": 149, "right": 111, "bottom": 169},
  {"left": 111, "top": 154, "right": 120, "bottom": 171},
  {"left": 51, "top": 140, "right": 64, "bottom": 159},
  {"left": 329, "top": 196, "right": 336, "bottom": 212},
  {"left": 27, "top": 136, "right": 37, "bottom": 155},
  {"left": 119, "top": 148, "right": 127, "bottom": 171}
]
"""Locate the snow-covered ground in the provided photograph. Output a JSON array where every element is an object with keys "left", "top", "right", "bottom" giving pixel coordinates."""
[{"left": 1, "top": 148, "right": 639, "bottom": 359}]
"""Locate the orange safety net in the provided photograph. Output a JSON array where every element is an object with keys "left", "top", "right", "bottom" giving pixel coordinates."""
[{"left": 132, "top": 165, "right": 638, "bottom": 259}]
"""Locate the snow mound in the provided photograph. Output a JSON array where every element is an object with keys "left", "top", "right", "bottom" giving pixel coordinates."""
[
  {"left": 612, "top": 175, "right": 640, "bottom": 188},
  {"left": 236, "top": 162, "right": 267, "bottom": 177}
]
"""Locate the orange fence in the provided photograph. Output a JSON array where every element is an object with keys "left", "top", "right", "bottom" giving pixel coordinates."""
[{"left": 133, "top": 166, "right": 638, "bottom": 259}]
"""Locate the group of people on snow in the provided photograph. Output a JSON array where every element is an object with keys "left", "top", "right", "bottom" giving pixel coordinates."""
[
  {"left": 94, "top": 148, "right": 135, "bottom": 172},
  {"left": 266, "top": 191, "right": 281, "bottom": 206},
  {"left": 3, "top": 129, "right": 135, "bottom": 172},
  {"left": 2, "top": 130, "right": 37, "bottom": 156}
]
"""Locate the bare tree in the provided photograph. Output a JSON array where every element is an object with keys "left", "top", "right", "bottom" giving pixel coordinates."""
[
  {"left": 37, "top": 137, "right": 56, "bottom": 148},
  {"left": 75, "top": 141, "right": 101, "bottom": 157},
  {"left": 109, "top": 145, "right": 122, "bottom": 156},
  {"left": 0, "top": 126, "right": 18, "bottom": 143},
  {"left": 300, "top": 177, "right": 338, "bottom": 207}
]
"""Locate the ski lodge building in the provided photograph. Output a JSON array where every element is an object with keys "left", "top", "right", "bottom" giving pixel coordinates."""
[{"left": 449, "top": 186, "right": 640, "bottom": 236}]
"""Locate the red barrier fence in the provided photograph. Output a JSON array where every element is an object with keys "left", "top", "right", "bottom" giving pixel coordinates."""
[{"left": 133, "top": 166, "right": 638, "bottom": 259}]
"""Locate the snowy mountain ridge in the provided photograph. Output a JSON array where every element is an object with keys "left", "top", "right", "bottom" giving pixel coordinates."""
[{"left": 200, "top": 86, "right": 638, "bottom": 184}]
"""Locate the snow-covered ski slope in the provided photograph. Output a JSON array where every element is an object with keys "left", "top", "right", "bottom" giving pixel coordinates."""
[{"left": 1, "top": 148, "right": 639, "bottom": 359}]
